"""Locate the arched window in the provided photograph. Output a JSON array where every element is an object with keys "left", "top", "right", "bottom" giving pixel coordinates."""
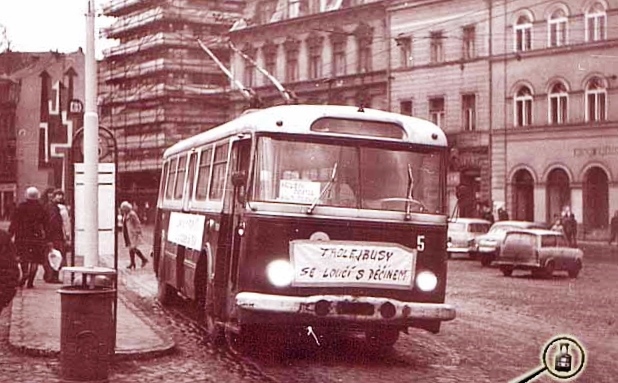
[
  {"left": 585, "top": 2, "right": 607, "bottom": 42},
  {"left": 548, "top": 81, "right": 568, "bottom": 124},
  {"left": 585, "top": 77, "right": 607, "bottom": 122},
  {"left": 515, "top": 86, "right": 533, "bottom": 126},
  {"left": 548, "top": 8, "right": 568, "bottom": 47},
  {"left": 514, "top": 14, "right": 532, "bottom": 52}
]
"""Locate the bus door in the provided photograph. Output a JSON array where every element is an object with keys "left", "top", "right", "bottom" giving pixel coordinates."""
[
  {"left": 222, "top": 136, "right": 251, "bottom": 312},
  {"left": 176, "top": 151, "right": 198, "bottom": 298}
]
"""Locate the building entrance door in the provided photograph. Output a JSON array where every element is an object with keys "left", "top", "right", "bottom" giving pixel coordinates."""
[
  {"left": 513, "top": 169, "right": 534, "bottom": 221},
  {"left": 583, "top": 167, "right": 608, "bottom": 230}
]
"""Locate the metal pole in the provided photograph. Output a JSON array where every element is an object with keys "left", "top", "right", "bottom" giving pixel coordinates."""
[{"left": 84, "top": 0, "right": 99, "bottom": 267}]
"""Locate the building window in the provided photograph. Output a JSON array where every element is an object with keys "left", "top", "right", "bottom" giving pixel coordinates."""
[
  {"left": 242, "top": 45, "right": 257, "bottom": 88},
  {"left": 257, "top": 1, "right": 276, "bottom": 24},
  {"left": 430, "top": 31, "right": 444, "bottom": 63},
  {"left": 514, "top": 15, "right": 532, "bottom": 52},
  {"left": 307, "top": 34, "right": 324, "bottom": 80},
  {"left": 514, "top": 86, "right": 533, "bottom": 127},
  {"left": 548, "top": 8, "right": 568, "bottom": 47},
  {"left": 548, "top": 82, "right": 568, "bottom": 124},
  {"left": 288, "top": 0, "right": 300, "bottom": 18},
  {"left": 397, "top": 36, "right": 412, "bottom": 68},
  {"left": 462, "top": 94, "right": 476, "bottom": 131},
  {"left": 585, "top": 77, "right": 607, "bottom": 122},
  {"left": 400, "top": 100, "right": 413, "bottom": 116},
  {"left": 355, "top": 23, "right": 373, "bottom": 74},
  {"left": 332, "top": 39, "right": 347, "bottom": 76},
  {"left": 263, "top": 42, "right": 278, "bottom": 80},
  {"left": 585, "top": 2, "right": 607, "bottom": 42},
  {"left": 462, "top": 26, "right": 475, "bottom": 60},
  {"left": 284, "top": 37, "right": 300, "bottom": 83},
  {"left": 429, "top": 97, "right": 445, "bottom": 127}
]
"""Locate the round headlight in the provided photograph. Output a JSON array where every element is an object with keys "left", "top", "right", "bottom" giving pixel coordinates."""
[
  {"left": 266, "top": 260, "right": 295, "bottom": 287},
  {"left": 416, "top": 271, "right": 438, "bottom": 292}
]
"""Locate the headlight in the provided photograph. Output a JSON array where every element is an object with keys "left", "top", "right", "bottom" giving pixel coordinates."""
[
  {"left": 416, "top": 271, "right": 438, "bottom": 292},
  {"left": 266, "top": 259, "right": 294, "bottom": 287}
]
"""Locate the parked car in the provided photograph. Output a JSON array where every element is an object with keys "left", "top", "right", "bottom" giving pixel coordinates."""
[
  {"left": 470, "top": 220, "right": 546, "bottom": 267},
  {"left": 494, "top": 229, "right": 583, "bottom": 278},
  {"left": 447, "top": 218, "right": 491, "bottom": 258}
]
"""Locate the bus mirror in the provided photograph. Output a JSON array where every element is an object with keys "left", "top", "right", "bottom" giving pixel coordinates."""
[{"left": 231, "top": 171, "right": 247, "bottom": 188}]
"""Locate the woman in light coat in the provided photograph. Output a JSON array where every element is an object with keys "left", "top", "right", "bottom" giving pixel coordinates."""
[{"left": 120, "top": 201, "right": 148, "bottom": 269}]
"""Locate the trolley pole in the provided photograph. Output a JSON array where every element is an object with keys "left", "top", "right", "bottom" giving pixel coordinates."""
[{"left": 84, "top": 0, "right": 99, "bottom": 267}]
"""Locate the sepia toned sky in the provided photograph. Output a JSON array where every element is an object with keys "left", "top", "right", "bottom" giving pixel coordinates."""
[{"left": 0, "top": 0, "right": 117, "bottom": 58}]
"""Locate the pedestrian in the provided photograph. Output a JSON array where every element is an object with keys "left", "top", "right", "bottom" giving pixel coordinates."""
[
  {"left": 609, "top": 210, "right": 618, "bottom": 246},
  {"left": 0, "top": 228, "right": 19, "bottom": 314},
  {"left": 498, "top": 207, "right": 509, "bottom": 221},
  {"left": 44, "top": 189, "right": 69, "bottom": 283},
  {"left": 481, "top": 203, "right": 494, "bottom": 224},
  {"left": 550, "top": 214, "right": 563, "bottom": 233},
  {"left": 120, "top": 201, "right": 148, "bottom": 269},
  {"left": 8, "top": 187, "right": 48, "bottom": 288},
  {"left": 561, "top": 207, "right": 577, "bottom": 247}
]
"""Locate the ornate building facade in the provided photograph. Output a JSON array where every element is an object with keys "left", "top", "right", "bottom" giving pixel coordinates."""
[
  {"left": 99, "top": 0, "right": 244, "bottom": 205},
  {"left": 227, "top": 0, "right": 388, "bottom": 114}
]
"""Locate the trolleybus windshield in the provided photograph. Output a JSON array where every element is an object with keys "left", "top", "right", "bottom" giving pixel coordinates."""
[{"left": 252, "top": 136, "right": 443, "bottom": 214}]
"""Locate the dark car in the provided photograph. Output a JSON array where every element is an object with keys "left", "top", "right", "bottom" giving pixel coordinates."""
[
  {"left": 470, "top": 220, "right": 546, "bottom": 267},
  {"left": 495, "top": 229, "right": 583, "bottom": 278}
]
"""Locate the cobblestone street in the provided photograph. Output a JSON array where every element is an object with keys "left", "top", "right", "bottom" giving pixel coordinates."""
[{"left": 1, "top": 222, "right": 617, "bottom": 382}]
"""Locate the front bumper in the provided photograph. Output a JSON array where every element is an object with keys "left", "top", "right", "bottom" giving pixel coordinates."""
[
  {"left": 477, "top": 245, "right": 498, "bottom": 253},
  {"left": 236, "top": 292, "right": 456, "bottom": 323}
]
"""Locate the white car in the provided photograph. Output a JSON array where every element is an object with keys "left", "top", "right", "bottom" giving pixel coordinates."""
[
  {"left": 447, "top": 218, "right": 491, "bottom": 258},
  {"left": 470, "top": 221, "right": 546, "bottom": 267}
]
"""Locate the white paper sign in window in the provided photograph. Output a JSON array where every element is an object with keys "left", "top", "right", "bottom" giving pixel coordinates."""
[
  {"left": 167, "top": 212, "right": 206, "bottom": 250},
  {"left": 290, "top": 240, "right": 416, "bottom": 289},
  {"left": 278, "top": 179, "right": 321, "bottom": 203}
]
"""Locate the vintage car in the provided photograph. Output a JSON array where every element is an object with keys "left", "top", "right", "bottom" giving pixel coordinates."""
[
  {"left": 447, "top": 218, "right": 491, "bottom": 258},
  {"left": 470, "top": 220, "right": 546, "bottom": 267},
  {"left": 494, "top": 229, "right": 583, "bottom": 278}
]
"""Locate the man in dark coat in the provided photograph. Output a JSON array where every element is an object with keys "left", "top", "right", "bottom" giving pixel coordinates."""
[
  {"left": 0, "top": 228, "right": 19, "bottom": 313},
  {"left": 9, "top": 187, "right": 49, "bottom": 288}
]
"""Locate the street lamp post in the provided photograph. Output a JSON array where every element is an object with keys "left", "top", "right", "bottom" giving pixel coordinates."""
[{"left": 83, "top": 0, "right": 99, "bottom": 267}]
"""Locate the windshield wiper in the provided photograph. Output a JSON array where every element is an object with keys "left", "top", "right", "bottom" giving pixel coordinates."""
[
  {"left": 404, "top": 164, "right": 415, "bottom": 221},
  {"left": 306, "top": 162, "right": 338, "bottom": 215}
]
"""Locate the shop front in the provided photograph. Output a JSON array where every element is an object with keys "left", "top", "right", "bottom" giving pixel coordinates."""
[{"left": 504, "top": 129, "right": 618, "bottom": 239}]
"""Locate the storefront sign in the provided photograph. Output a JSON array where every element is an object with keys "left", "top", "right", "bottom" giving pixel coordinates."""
[
  {"left": 167, "top": 212, "right": 205, "bottom": 250},
  {"left": 573, "top": 146, "right": 618, "bottom": 157},
  {"left": 290, "top": 240, "right": 416, "bottom": 289}
]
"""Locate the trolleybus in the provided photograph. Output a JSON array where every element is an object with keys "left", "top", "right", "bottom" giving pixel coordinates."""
[{"left": 152, "top": 104, "right": 456, "bottom": 351}]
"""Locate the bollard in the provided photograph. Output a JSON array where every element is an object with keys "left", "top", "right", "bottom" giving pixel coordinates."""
[{"left": 59, "top": 267, "right": 117, "bottom": 382}]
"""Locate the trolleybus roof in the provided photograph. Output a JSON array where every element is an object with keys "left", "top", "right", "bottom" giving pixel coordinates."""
[{"left": 163, "top": 104, "right": 447, "bottom": 158}]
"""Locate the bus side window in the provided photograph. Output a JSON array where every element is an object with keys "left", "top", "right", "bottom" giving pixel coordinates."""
[
  {"left": 159, "top": 161, "right": 169, "bottom": 202},
  {"left": 210, "top": 142, "right": 229, "bottom": 200},
  {"left": 195, "top": 147, "right": 213, "bottom": 201},
  {"left": 165, "top": 157, "right": 178, "bottom": 200},
  {"left": 185, "top": 152, "right": 198, "bottom": 207},
  {"left": 174, "top": 155, "right": 187, "bottom": 200}
]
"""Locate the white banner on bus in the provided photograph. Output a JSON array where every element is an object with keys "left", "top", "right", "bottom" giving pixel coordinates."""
[
  {"left": 278, "top": 180, "right": 321, "bottom": 203},
  {"left": 290, "top": 240, "right": 416, "bottom": 289},
  {"left": 167, "top": 212, "right": 206, "bottom": 250}
]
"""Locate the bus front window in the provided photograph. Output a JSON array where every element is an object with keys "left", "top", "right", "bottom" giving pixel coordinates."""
[{"left": 253, "top": 136, "right": 443, "bottom": 214}]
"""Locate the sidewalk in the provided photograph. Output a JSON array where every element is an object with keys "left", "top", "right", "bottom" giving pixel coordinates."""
[{"left": 7, "top": 251, "right": 175, "bottom": 360}]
